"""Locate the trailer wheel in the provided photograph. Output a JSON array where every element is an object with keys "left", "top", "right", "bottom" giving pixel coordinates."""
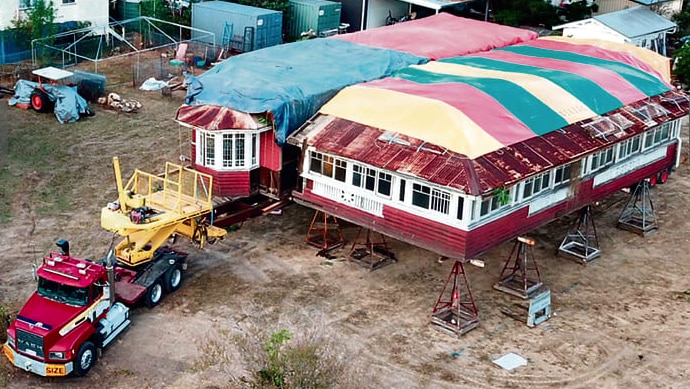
[
  {"left": 30, "top": 90, "right": 53, "bottom": 113},
  {"left": 658, "top": 169, "right": 670, "bottom": 184},
  {"left": 164, "top": 265, "right": 183, "bottom": 293},
  {"left": 648, "top": 175, "right": 657, "bottom": 188},
  {"left": 73, "top": 341, "right": 96, "bottom": 377},
  {"left": 145, "top": 281, "right": 163, "bottom": 308}
]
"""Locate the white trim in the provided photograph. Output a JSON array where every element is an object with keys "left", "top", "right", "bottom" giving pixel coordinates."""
[{"left": 195, "top": 129, "right": 261, "bottom": 171}]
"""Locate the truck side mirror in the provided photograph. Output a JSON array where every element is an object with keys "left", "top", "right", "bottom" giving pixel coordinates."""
[{"left": 31, "top": 264, "right": 37, "bottom": 281}]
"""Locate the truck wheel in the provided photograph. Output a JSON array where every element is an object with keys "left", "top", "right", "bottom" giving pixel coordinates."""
[
  {"left": 145, "top": 281, "right": 163, "bottom": 308},
  {"left": 73, "top": 341, "right": 96, "bottom": 377},
  {"left": 30, "top": 90, "right": 53, "bottom": 113},
  {"left": 164, "top": 266, "right": 183, "bottom": 293}
]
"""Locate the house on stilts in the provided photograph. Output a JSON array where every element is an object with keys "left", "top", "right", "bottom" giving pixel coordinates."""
[
  {"left": 288, "top": 37, "right": 689, "bottom": 334},
  {"left": 172, "top": 14, "right": 537, "bottom": 225}
]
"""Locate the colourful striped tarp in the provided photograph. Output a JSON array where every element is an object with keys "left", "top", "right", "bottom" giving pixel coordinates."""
[{"left": 319, "top": 38, "right": 673, "bottom": 159}]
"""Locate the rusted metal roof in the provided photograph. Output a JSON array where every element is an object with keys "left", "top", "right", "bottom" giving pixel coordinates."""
[
  {"left": 175, "top": 105, "right": 261, "bottom": 130},
  {"left": 298, "top": 91, "right": 689, "bottom": 196}
]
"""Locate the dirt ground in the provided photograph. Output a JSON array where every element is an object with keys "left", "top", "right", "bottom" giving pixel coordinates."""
[{"left": 1, "top": 62, "right": 690, "bottom": 389}]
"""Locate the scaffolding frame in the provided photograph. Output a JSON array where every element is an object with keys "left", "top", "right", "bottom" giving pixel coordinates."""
[{"left": 30, "top": 17, "right": 215, "bottom": 74}]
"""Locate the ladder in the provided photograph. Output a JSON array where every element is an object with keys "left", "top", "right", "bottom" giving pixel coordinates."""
[{"left": 220, "top": 22, "right": 233, "bottom": 58}]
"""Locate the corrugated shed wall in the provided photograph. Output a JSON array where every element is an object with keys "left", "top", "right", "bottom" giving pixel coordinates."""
[{"left": 260, "top": 131, "right": 282, "bottom": 171}]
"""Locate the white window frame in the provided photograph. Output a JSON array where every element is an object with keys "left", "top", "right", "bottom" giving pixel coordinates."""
[
  {"left": 195, "top": 130, "right": 259, "bottom": 171},
  {"left": 617, "top": 134, "right": 642, "bottom": 162}
]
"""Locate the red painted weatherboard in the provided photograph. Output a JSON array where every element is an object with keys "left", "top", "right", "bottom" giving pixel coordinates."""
[{"left": 193, "top": 165, "right": 251, "bottom": 198}]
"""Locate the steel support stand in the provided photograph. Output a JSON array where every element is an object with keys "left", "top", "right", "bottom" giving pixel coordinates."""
[
  {"left": 558, "top": 205, "right": 601, "bottom": 265},
  {"left": 493, "top": 236, "right": 543, "bottom": 299},
  {"left": 348, "top": 227, "right": 397, "bottom": 271},
  {"left": 431, "top": 260, "right": 479, "bottom": 337},
  {"left": 305, "top": 210, "right": 344, "bottom": 251},
  {"left": 617, "top": 181, "right": 658, "bottom": 236}
]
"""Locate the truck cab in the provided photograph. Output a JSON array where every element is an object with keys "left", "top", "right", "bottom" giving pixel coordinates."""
[{"left": 3, "top": 241, "right": 130, "bottom": 377}]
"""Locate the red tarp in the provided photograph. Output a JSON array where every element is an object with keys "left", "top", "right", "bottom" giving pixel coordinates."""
[{"left": 333, "top": 13, "right": 538, "bottom": 60}]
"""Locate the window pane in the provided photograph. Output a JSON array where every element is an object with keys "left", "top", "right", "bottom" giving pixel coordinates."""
[
  {"left": 206, "top": 134, "right": 215, "bottom": 166},
  {"left": 352, "top": 165, "right": 362, "bottom": 187},
  {"left": 562, "top": 165, "right": 571, "bottom": 181},
  {"left": 235, "top": 134, "right": 245, "bottom": 167},
  {"left": 251, "top": 134, "right": 257, "bottom": 165},
  {"left": 541, "top": 172, "right": 551, "bottom": 190},
  {"left": 365, "top": 169, "right": 376, "bottom": 191},
  {"left": 334, "top": 160, "right": 346, "bottom": 182},
  {"left": 377, "top": 172, "right": 391, "bottom": 196},
  {"left": 431, "top": 189, "right": 450, "bottom": 214},
  {"left": 480, "top": 199, "right": 490, "bottom": 216},
  {"left": 323, "top": 155, "right": 334, "bottom": 177},
  {"left": 399, "top": 179, "right": 406, "bottom": 202},
  {"left": 412, "top": 183, "right": 430, "bottom": 209},
  {"left": 457, "top": 196, "right": 464, "bottom": 220},
  {"left": 523, "top": 181, "right": 533, "bottom": 198},
  {"left": 309, "top": 152, "right": 321, "bottom": 173},
  {"left": 222, "top": 134, "right": 233, "bottom": 168},
  {"left": 632, "top": 136, "right": 640, "bottom": 152}
]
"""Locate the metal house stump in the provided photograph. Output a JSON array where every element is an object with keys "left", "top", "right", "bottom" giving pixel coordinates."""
[
  {"left": 305, "top": 210, "right": 345, "bottom": 251},
  {"left": 617, "top": 181, "right": 658, "bottom": 236},
  {"left": 348, "top": 227, "right": 397, "bottom": 271},
  {"left": 559, "top": 205, "right": 601, "bottom": 265},
  {"left": 494, "top": 236, "right": 543, "bottom": 299},
  {"left": 431, "top": 260, "right": 479, "bottom": 337}
]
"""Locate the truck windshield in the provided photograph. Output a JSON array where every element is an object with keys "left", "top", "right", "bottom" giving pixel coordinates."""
[{"left": 37, "top": 278, "right": 89, "bottom": 307}]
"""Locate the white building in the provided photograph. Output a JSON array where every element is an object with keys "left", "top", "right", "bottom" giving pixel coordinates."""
[
  {"left": 553, "top": 6, "right": 677, "bottom": 55},
  {"left": 0, "top": 0, "right": 110, "bottom": 31}
]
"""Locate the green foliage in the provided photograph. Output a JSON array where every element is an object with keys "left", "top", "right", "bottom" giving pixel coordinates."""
[
  {"left": 11, "top": 0, "right": 58, "bottom": 61},
  {"left": 492, "top": 0, "right": 596, "bottom": 28},
  {"left": 672, "top": 43, "right": 690, "bottom": 85},
  {"left": 673, "top": 10, "right": 690, "bottom": 35},
  {"left": 493, "top": 185, "right": 512, "bottom": 206},
  {"left": 258, "top": 329, "right": 292, "bottom": 388}
]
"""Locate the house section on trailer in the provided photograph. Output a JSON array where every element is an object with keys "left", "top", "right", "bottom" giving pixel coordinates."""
[
  {"left": 175, "top": 38, "right": 426, "bottom": 198},
  {"left": 289, "top": 37, "right": 689, "bottom": 260},
  {"left": 553, "top": 6, "right": 677, "bottom": 56},
  {"left": 0, "top": 0, "right": 110, "bottom": 30},
  {"left": 174, "top": 14, "right": 539, "bottom": 200}
]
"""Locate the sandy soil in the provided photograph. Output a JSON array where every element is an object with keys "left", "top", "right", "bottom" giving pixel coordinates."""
[{"left": 1, "top": 66, "right": 690, "bottom": 389}]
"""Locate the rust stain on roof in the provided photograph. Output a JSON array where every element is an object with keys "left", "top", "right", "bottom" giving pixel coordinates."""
[{"left": 304, "top": 91, "right": 689, "bottom": 196}]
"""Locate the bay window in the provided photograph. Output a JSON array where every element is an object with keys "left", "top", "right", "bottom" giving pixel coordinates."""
[{"left": 196, "top": 130, "right": 260, "bottom": 170}]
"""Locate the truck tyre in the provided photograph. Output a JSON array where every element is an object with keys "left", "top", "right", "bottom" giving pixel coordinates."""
[
  {"left": 30, "top": 90, "right": 53, "bottom": 113},
  {"left": 145, "top": 281, "right": 163, "bottom": 308},
  {"left": 73, "top": 341, "right": 96, "bottom": 377},
  {"left": 164, "top": 265, "right": 183, "bottom": 293}
]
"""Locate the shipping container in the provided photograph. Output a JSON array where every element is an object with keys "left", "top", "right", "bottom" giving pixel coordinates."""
[
  {"left": 287, "top": 0, "right": 341, "bottom": 41},
  {"left": 191, "top": 1, "right": 282, "bottom": 52}
]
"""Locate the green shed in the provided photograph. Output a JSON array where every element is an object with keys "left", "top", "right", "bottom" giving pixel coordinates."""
[{"left": 287, "top": 0, "right": 341, "bottom": 41}]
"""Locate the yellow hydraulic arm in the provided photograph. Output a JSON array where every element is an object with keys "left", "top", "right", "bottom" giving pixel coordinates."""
[{"left": 101, "top": 157, "right": 227, "bottom": 266}]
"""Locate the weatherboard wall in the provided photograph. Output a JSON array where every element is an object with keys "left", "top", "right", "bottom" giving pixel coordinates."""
[{"left": 294, "top": 141, "right": 678, "bottom": 260}]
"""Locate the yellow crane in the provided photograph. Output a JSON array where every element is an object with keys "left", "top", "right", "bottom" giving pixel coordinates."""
[{"left": 101, "top": 157, "right": 227, "bottom": 266}]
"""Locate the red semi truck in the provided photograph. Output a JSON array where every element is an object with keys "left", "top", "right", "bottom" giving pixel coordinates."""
[{"left": 3, "top": 158, "right": 226, "bottom": 376}]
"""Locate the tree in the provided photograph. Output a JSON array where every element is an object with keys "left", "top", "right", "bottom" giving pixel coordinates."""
[
  {"left": 12, "top": 0, "right": 58, "bottom": 61},
  {"left": 672, "top": 42, "right": 690, "bottom": 86}
]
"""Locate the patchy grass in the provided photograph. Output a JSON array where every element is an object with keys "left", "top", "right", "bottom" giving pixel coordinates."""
[{"left": 0, "top": 79, "right": 186, "bottom": 225}]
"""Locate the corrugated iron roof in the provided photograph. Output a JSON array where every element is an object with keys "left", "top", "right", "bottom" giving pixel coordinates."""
[
  {"left": 175, "top": 105, "right": 261, "bottom": 130},
  {"left": 298, "top": 91, "right": 688, "bottom": 196},
  {"left": 594, "top": 6, "right": 676, "bottom": 38}
]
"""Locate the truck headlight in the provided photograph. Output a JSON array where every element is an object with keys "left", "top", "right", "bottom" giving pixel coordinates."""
[
  {"left": 6, "top": 334, "right": 15, "bottom": 349},
  {"left": 49, "top": 351, "right": 67, "bottom": 360}
]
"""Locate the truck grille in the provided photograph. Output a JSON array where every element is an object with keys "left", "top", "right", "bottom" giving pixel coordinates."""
[{"left": 16, "top": 329, "right": 45, "bottom": 359}]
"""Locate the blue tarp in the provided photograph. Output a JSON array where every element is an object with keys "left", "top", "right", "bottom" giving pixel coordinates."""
[
  {"left": 183, "top": 38, "right": 427, "bottom": 144},
  {"left": 9, "top": 80, "right": 91, "bottom": 124}
]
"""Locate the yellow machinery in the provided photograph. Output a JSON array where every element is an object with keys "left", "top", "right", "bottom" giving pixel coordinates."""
[{"left": 101, "top": 157, "right": 227, "bottom": 266}]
